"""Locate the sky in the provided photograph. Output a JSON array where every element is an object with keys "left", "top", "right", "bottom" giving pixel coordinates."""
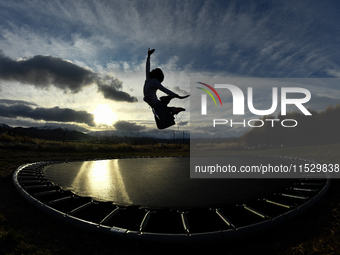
[{"left": 1, "top": 0, "right": 340, "bottom": 138}]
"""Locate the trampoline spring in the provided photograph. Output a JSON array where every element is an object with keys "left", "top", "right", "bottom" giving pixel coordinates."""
[
  {"left": 291, "top": 187, "right": 318, "bottom": 192},
  {"left": 20, "top": 180, "right": 43, "bottom": 185},
  {"left": 34, "top": 190, "right": 58, "bottom": 197},
  {"left": 139, "top": 211, "right": 155, "bottom": 233},
  {"left": 18, "top": 173, "right": 37, "bottom": 176},
  {"left": 18, "top": 176, "right": 39, "bottom": 180},
  {"left": 298, "top": 182, "right": 324, "bottom": 186},
  {"left": 68, "top": 202, "right": 93, "bottom": 215},
  {"left": 25, "top": 184, "right": 49, "bottom": 190},
  {"left": 20, "top": 169, "right": 37, "bottom": 173},
  {"left": 263, "top": 199, "right": 291, "bottom": 209},
  {"left": 47, "top": 196, "right": 73, "bottom": 205},
  {"left": 100, "top": 207, "right": 125, "bottom": 225},
  {"left": 240, "top": 204, "right": 268, "bottom": 219},
  {"left": 211, "top": 208, "right": 236, "bottom": 229},
  {"left": 178, "top": 211, "right": 190, "bottom": 236},
  {"left": 280, "top": 193, "right": 308, "bottom": 200}
]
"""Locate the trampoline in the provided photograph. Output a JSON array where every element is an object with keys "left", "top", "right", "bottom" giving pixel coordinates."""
[{"left": 13, "top": 156, "right": 330, "bottom": 242}]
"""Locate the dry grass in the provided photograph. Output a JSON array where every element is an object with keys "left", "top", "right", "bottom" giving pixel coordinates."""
[
  {"left": 0, "top": 133, "right": 190, "bottom": 153},
  {"left": 0, "top": 142, "right": 339, "bottom": 254}
]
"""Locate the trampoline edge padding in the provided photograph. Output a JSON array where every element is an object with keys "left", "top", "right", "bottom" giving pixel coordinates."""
[{"left": 13, "top": 157, "right": 331, "bottom": 243}]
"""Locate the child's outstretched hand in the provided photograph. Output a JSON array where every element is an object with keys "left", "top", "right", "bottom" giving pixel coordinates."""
[
  {"left": 177, "top": 95, "right": 190, "bottom": 99},
  {"left": 148, "top": 48, "right": 155, "bottom": 57}
]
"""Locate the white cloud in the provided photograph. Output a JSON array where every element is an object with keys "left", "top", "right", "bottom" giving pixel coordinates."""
[{"left": 327, "top": 69, "right": 340, "bottom": 78}]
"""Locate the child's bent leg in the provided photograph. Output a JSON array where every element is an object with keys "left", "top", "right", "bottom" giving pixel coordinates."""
[
  {"left": 160, "top": 96, "right": 175, "bottom": 106},
  {"left": 171, "top": 107, "right": 185, "bottom": 115}
]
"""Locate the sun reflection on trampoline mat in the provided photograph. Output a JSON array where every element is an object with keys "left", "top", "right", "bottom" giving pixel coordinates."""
[
  {"left": 74, "top": 160, "right": 132, "bottom": 204},
  {"left": 44, "top": 157, "right": 297, "bottom": 209}
]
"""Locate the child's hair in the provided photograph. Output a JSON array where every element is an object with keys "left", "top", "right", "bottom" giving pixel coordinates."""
[{"left": 150, "top": 68, "right": 164, "bottom": 83}]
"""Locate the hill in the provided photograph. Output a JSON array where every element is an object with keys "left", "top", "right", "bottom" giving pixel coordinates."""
[
  {"left": 0, "top": 124, "right": 90, "bottom": 142},
  {"left": 240, "top": 104, "right": 340, "bottom": 147}
]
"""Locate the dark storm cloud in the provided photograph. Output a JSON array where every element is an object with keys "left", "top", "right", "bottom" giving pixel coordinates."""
[
  {"left": 114, "top": 120, "right": 145, "bottom": 132},
  {"left": 0, "top": 50, "right": 93, "bottom": 92},
  {"left": 0, "top": 51, "right": 137, "bottom": 102},
  {"left": 97, "top": 75, "right": 138, "bottom": 103},
  {"left": 174, "top": 86, "right": 189, "bottom": 95},
  {"left": 0, "top": 103, "right": 95, "bottom": 126}
]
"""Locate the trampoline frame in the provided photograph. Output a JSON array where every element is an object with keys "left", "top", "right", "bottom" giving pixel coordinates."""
[{"left": 13, "top": 156, "right": 331, "bottom": 243}]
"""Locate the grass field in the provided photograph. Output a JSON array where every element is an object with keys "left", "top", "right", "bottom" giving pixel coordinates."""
[{"left": 0, "top": 143, "right": 339, "bottom": 254}]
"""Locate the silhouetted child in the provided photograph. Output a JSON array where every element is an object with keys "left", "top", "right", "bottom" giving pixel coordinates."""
[{"left": 143, "top": 48, "right": 189, "bottom": 129}]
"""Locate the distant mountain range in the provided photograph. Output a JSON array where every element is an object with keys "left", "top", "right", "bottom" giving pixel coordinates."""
[
  {"left": 0, "top": 123, "right": 90, "bottom": 142},
  {"left": 0, "top": 123, "right": 246, "bottom": 144},
  {"left": 87, "top": 129, "right": 190, "bottom": 140},
  {"left": 0, "top": 123, "right": 190, "bottom": 142}
]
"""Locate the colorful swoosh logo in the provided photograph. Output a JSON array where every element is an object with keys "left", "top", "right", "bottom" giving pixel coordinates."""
[{"left": 196, "top": 82, "right": 223, "bottom": 106}]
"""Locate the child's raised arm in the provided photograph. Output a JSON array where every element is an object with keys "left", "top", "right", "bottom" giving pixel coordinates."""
[{"left": 146, "top": 48, "right": 155, "bottom": 80}]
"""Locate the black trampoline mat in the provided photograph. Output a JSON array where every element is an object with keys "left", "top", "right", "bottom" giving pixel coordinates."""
[{"left": 44, "top": 157, "right": 293, "bottom": 209}]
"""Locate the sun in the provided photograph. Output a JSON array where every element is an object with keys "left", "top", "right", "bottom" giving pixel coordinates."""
[{"left": 93, "top": 104, "right": 117, "bottom": 126}]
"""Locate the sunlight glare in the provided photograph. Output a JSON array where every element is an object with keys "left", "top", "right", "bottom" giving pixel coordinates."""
[{"left": 93, "top": 104, "right": 116, "bottom": 126}]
